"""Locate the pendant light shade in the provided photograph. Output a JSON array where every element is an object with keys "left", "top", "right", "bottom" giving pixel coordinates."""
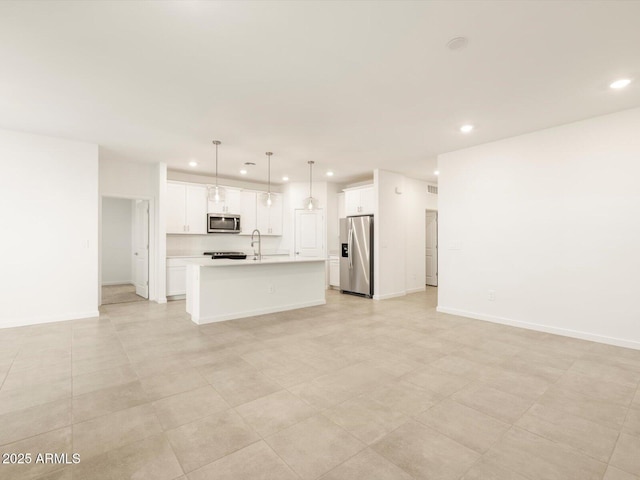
[
  {"left": 208, "top": 140, "right": 226, "bottom": 203},
  {"left": 303, "top": 160, "right": 319, "bottom": 210},
  {"left": 261, "top": 152, "right": 274, "bottom": 207}
]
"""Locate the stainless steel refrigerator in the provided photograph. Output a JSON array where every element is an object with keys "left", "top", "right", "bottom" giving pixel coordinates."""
[{"left": 340, "top": 215, "right": 373, "bottom": 298}]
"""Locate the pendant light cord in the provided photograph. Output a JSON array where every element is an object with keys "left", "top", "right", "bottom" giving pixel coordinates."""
[
  {"left": 267, "top": 152, "right": 271, "bottom": 195},
  {"left": 212, "top": 140, "right": 221, "bottom": 189}
]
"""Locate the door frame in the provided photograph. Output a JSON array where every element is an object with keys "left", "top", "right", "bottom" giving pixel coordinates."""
[
  {"left": 425, "top": 209, "right": 438, "bottom": 287},
  {"left": 99, "top": 194, "right": 156, "bottom": 306}
]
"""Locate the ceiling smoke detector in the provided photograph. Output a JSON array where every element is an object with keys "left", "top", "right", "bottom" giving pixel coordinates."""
[{"left": 447, "top": 36, "right": 468, "bottom": 51}]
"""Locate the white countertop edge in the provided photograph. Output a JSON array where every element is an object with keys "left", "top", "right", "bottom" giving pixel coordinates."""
[
  {"left": 167, "top": 253, "right": 293, "bottom": 259},
  {"left": 184, "top": 256, "right": 326, "bottom": 267}
]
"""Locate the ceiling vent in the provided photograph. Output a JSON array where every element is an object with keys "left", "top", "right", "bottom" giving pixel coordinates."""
[{"left": 428, "top": 185, "right": 438, "bottom": 194}]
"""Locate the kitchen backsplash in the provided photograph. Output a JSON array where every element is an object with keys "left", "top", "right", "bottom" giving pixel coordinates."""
[{"left": 167, "top": 234, "right": 288, "bottom": 256}]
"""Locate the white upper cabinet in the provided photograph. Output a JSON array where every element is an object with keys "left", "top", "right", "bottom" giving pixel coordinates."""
[
  {"left": 256, "top": 192, "right": 283, "bottom": 236},
  {"left": 185, "top": 185, "right": 208, "bottom": 234},
  {"left": 344, "top": 185, "right": 374, "bottom": 216},
  {"left": 207, "top": 188, "right": 242, "bottom": 215},
  {"left": 240, "top": 191, "right": 282, "bottom": 236},
  {"left": 166, "top": 181, "right": 208, "bottom": 234},
  {"left": 239, "top": 191, "right": 257, "bottom": 235},
  {"left": 167, "top": 183, "right": 187, "bottom": 234},
  {"left": 166, "top": 181, "right": 283, "bottom": 236}
]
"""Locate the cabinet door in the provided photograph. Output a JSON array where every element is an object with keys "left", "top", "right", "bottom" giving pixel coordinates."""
[
  {"left": 239, "top": 191, "right": 257, "bottom": 235},
  {"left": 166, "top": 266, "right": 186, "bottom": 296},
  {"left": 207, "top": 192, "right": 225, "bottom": 214},
  {"left": 267, "top": 193, "right": 283, "bottom": 236},
  {"left": 185, "top": 185, "right": 208, "bottom": 234},
  {"left": 256, "top": 194, "right": 270, "bottom": 234},
  {"left": 167, "top": 183, "right": 187, "bottom": 234},
  {"left": 225, "top": 189, "right": 242, "bottom": 214},
  {"left": 359, "top": 187, "right": 375, "bottom": 214},
  {"left": 344, "top": 189, "right": 361, "bottom": 216}
]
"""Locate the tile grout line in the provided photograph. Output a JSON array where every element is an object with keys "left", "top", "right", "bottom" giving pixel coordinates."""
[{"left": 605, "top": 379, "right": 640, "bottom": 475}]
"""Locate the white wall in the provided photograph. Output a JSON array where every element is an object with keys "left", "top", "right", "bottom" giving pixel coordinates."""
[
  {"left": 373, "top": 170, "right": 432, "bottom": 299},
  {"left": 101, "top": 197, "right": 134, "bottom": 285},
  {"left": 374, "top": 170, "right": 406, "bottom": 299},
  {"left": 437, "top": 107, "right": 640, "bottom": 349},
  {"left": 100, "top": 157, "right": 157, "bottom": 198},
  {"left": 326, "top": 183, "right": 340, "bottom": 255},
  {"left": 0, "top": 128, "right": 99, "bottom": 328},
  {"left": 405, "top": 177, "right": 430, "bottom": 293}
]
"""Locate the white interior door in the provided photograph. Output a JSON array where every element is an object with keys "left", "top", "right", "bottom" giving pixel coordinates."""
[
  {"left": 134, "top": 200, "right": 149, "bottom": 298},
  {"left": 295, "top": 209, "right": 325, "bottom": 258},
  {"left": 426, "top": 211, "right": 438, "bottom": 286}
]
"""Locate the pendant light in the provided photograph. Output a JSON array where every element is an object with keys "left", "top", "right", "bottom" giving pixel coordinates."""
[
  {"left": 261, "top": 152, "right": 274, "bottom": 207},
  {"left": 208, "top": 140, "right": 226, "bottom": 204},
  {"left": 303, "top": 160, "right": 319, "bottom": 210}
]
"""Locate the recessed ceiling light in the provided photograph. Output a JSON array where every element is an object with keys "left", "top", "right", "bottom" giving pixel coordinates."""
[
  {"left": 244, "top": 162, "right": 256, "bottom": 166},
  {"left": 610, "top": 78, "right": 632, "bottom": 89},
  {"left": 460, "top": 124, "right": 474, "bottom": 133},
  {"left": 240, "top": 169, "right": 247, "bottom": 175},
  {"left": 326, "top": 171, "right": 334, "bottom": 177},
  {"left": 434, "top": 170, "right": 440, "bottom": 176},
  {"left": 188, "top": 161, "right": 198, "bottom": 167},
  {"left": 282, "top": 176, "right": 289, "bottom": 181}
]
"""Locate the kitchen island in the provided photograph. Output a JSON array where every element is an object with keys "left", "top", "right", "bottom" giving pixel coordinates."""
[{"left": 184, "top": 256, "right": 326, "bottom": 324}]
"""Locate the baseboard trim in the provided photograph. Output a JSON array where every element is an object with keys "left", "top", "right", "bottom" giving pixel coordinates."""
[
  {"left": 406, "top": 286, "right": 426, "bottom": 294},
  {"left": 0, "top": 310, "right": 101, "bottom": 329},
  {"left": 101, "top": 281, "right": 134, "bottom": 286},
  {"left": 436, "top": 306, "right": 640, "bottom": 351},
  {"left": 373, "top": 291, "right": 406, "bottom": 300},
  {"left": 193, "top": 299, "right": 327, "bottom": 325}
]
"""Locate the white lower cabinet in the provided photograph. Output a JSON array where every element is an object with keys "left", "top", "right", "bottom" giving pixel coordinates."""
[{"left": 166, "top": 258, "right": 188, "bottom": 296}]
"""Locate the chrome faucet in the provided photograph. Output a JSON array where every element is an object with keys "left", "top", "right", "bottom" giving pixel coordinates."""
[{"left": 250, "top": 229, "right": 262, "bottom": 260}]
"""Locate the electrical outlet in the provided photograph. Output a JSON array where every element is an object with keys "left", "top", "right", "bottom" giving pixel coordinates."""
[
  {"left": 488, "top": 290, "right": 496, "bottom": 301},
  {"left": 268, "top": 284, "right": 275, "bottom": 294}
]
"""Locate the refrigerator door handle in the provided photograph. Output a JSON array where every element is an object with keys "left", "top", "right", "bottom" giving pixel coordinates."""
[{"left": 348, "top": 221, "right": 353, "bottom": 270}]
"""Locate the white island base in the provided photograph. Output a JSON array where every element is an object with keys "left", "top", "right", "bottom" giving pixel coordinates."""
[{"left": 185, "top": 257, "right": 326, "bottom": 325}]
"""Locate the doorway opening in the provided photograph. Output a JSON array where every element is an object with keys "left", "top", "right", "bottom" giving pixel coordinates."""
[
  {"left": 100, "top": 197, "right": 150, "bottom": 305},
  {"left": 425, "top": 210, "right": 438, "bottom": 287}
]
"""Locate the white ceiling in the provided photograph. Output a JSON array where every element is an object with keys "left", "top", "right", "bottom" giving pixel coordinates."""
[{"left": 1, "top": 1, "right": 639, "bottom": 185}]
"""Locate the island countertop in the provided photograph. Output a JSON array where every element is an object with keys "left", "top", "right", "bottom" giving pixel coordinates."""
[{"left": 184, "top": 256, "right": 326, "bottom": 267}]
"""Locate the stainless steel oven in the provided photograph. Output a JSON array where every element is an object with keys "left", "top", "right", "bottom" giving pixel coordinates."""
[{"left": 207, "top": 214, "right": 241, "bottom": 234}]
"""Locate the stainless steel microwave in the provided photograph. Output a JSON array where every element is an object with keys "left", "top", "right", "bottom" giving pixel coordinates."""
[{"left": 207, "top": 214, "right": 241, "bottom": 234}]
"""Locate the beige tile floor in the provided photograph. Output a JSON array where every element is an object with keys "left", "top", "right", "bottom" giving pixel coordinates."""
[
  {"left": 0, "top": 288, "right": 639, "bottom": 479},
  {"left": 101, "top": 284, "right": 146, "bottom": 305}
]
